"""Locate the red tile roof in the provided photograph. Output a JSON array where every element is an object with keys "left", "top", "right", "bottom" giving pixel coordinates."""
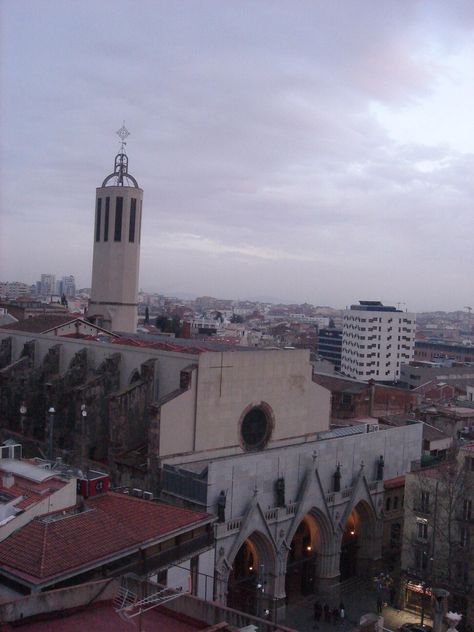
[
  {"left": 0, "top": 474, "right": 67, "bottom": 510},
  {"left": 0, "top": 493, "right": 212, "bottom": 585},
  {"left": 384, "top": 475, "right": 405, "bottom": 489}
]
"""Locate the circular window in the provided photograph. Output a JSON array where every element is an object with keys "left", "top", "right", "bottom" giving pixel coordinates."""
[{"left": 240, "top": 406, "right": 272, "bottom": 451}]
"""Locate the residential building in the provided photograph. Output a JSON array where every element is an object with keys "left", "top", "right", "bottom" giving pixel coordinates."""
[
  {"left": 0, "top": 299, "right": 69, "bottom": 322},
  {"left": 0, "top": 489, "right": 214, "bottom": 596},
  {"left": 313, "top": 373, "right": 418, "bottom": 422},
  {"left": 0, "top": 314, "right": 117, "bottom": 338},
  {"left": 414, "top": 340, "right": 474, "bottom": 364},
  {"left": 382, "top": 475, "right": 405, "bottom": 571},
  {"left": 417, "top": 404, "right": 474, "bottom": 441},
  {"left": 401, "top": 445, "right": 474, "bottom": 627},
  {"left": 40, "top": 274, "right": 56, "bottom": 297},
  {"left": 341, "top": 301, "right": 415, "bottom": 382},
  {"left": 0, "top": 444, "right": 77, "bottom": 542},
  {"left": 400, "top": 361, "right": 474, "bottom": 391},
  {"left": 58, "top": 274, "right": 76, "bottom": 297},
  {"left": 317, "top": 328, "right": 342, "bottom": 371}
]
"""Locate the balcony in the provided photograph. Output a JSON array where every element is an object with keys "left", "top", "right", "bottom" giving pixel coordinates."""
[
  {"left": 143, "top": 532, "right": 214, "bottom": 573},
  {"left": 413, "top": 504, "right": 431, "bottom": 516}
]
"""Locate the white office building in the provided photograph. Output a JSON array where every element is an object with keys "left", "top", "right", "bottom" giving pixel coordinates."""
[{"left": 341, "top": 301, "right": 415, "bottom": 382}]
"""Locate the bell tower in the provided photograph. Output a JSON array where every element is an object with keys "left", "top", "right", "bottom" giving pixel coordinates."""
[{"left": 88, "top": 125, "right": 143, "bottom": 332}]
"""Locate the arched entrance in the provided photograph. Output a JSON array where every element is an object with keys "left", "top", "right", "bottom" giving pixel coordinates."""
[
  {"left": 340, "top": 513, "right": 358, "bottom": 580},
  {"left": 285, "top": 511, "right": 330, "bottom": 601},
  {"left": 227, "top": 532, "right": 275, "bottom": 616},
  {"left": 340, "top": 501, "right": 376, "bottom": 581},
  {"left": 286, "top": 518, "right": 315, "bottom": 599}
]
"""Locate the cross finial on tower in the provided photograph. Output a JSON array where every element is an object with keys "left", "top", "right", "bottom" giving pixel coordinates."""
[{"left": 116, "top": 121, "right": 130, "bottom": 153}]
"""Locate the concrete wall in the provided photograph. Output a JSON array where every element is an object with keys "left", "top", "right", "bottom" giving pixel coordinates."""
[
  {"left": 0, "top": 579, "right": 118, "bottom": 623},
  {"left": 159, "top": 349, "right": 331, "bottom": 459},
  {"left": 159, "top": 370, "right": 197, "bottom": 456}
]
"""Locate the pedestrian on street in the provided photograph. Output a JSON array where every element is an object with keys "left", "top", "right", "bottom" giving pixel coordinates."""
[
  {"left": 332, "top": 607, "right": 339, "bottom": 625},
  {"left": 324, "top": 603, "right": 330, "bottom": 622},
  {"left": 339, "top": 602, "right": 345, "bottom": 626},
  {"left": 376, "top": 595, "right": 383, "bottom": 615},
  {"left": 390, "top": 586, "right": 396, "bottom": 606},
  {"left": 314, "top": 601, "right": 322, "bottom": 622}
]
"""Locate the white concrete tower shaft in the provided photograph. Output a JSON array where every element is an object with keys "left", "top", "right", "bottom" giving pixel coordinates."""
[{"left": 89, "top": 132, "right": 143, "bottom": 333}]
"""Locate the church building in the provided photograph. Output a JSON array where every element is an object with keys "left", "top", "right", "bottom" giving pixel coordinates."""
[
  {"left": 0, "top": 330, "right": 422, "bottom": 619},
  {"left": 0, "top": 134, "right": 423, "bottom": 621}
]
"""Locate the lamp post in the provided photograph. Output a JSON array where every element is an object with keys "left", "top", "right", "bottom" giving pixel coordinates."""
[
  {"left": 19, "top": 403, "right": 27, "bottom": 435},
  {"left": 47, "top": 406, "right": 55, "bottom": 460},
  {"left": 80, "top": 403, "right": 87, "bottom": 468}
]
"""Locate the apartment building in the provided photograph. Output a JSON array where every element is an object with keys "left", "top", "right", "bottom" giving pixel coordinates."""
[{"left": 341, "top": 301, "right": 415, "bottom": 382}]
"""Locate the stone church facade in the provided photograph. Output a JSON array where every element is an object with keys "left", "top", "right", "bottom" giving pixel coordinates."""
[{"left": 0, "top": 329, "right": 422, "bottom": 617}]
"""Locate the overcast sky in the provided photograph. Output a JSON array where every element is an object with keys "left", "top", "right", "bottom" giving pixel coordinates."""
[{"left": 1, "top": 1, "right": 473, "bottom": 311}]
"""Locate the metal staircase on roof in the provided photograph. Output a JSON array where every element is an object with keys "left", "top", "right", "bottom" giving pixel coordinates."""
[{"left": 114, "top": 577, "right": 186, "bottom": 623}]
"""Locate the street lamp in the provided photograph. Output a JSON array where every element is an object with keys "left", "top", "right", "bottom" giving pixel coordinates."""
[
  {"left": 80, "top": 404, "right": 87, "bottom": 466},
  {"left": 19, "top": 403, "right": 27, "bottom": 434},
  {"left": 48, "top": 406, "right": 55, "bottom": 460}
]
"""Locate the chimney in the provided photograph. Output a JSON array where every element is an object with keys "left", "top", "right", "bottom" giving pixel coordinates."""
[{"left": 3, "top": 472, "right": 15, "bottom": 488}]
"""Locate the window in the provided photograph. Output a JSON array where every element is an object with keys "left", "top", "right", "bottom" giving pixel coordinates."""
[
  {"left": 104, "top": 197, "right": 110, "bottom": 241},
  {"left": 393, "top": 496, "right": 399, "bottom": 510},
  {"left": 390, "top": 523, "right": 401, "bottom": 547},
  {"left": 240, "top": 406, "right": 272, "bottom": 451},
  {"left": 455, "top": 561, "right": 468, "bottom": 584},
  {"left": 460, "top": 526, "right": 469, "bottom": 548},
  {"left": 95, "top": 198, "right": 102, "bottom": 242},
  {"left": 417, "top": 519, "right": 428, "bottom": 541},
  {"left": 385, "top": 497, "right": 391, "bottom": 512},
  {"left": 129, "top": 198, "right": 136, "bottom": 242},
  {"left": 421, "top": 491, "right": 430, "bottom": 513},
  {"left": 139, "top": 200, "right": 142, "bottom": 242},
  {"left": 114, "top": 197, "right": 123, "bottom": 241},
  {"left": 415, "top": 548, "right": 428, "bottom": 571},
  {"left": 463, "top": 499, "right": 472, "bottom": 520}
]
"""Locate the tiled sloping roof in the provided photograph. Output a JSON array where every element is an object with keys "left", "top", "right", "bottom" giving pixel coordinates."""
[
  {"left": 0, "top": 477, "right": 67, "bottom": 510},
  {"left": 384, "top": 475, "right": 405, "bottom": 489},
  {"left": 0, "top": 315, "right": 75, "bottom": 333},
  {"left": 313, "top": 373, "right": 367, "bottom": 393},
  {"left": 422, "top": 423, "right": 450, "bottom": 442},
  {"left": 0, "top": 493, "right": 211, "bottom": 584}
]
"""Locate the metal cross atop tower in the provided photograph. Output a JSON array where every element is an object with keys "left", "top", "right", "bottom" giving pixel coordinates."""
[
  {"left": 101, "top": 122, "right": 138, "bottom": 188},
  {"left": 116, "top": 121, "right": 130, "bottom": 153}
]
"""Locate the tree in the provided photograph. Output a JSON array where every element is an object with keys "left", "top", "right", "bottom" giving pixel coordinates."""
[
  {"left": 144, "top": 306, "right": 150, "bottom": 325},
  {"left": 231, "top": 314, "right": 244, "bottom": 324}
]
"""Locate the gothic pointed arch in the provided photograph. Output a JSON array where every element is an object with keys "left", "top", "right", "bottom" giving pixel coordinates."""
[
  {"left": 227, "top": 495, "right": 277, "bottom": 564},
  {"left": 338, "top": 467, "right": 379, "bottom": 531},
  {"left": 286, "top": 465, "right": 335, "bottom": 546}
]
